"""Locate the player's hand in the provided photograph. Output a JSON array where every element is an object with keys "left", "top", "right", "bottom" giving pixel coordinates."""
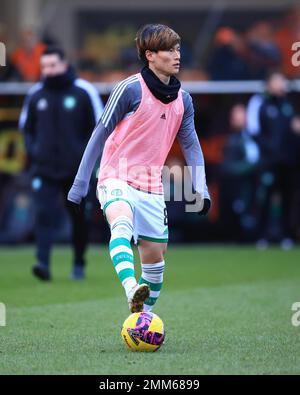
[
  {"left": 67, "top": 199, "right": 83, "bottom": 215},
  {"left": 198, "top": 198, "right": 211, "bottom": 216},
  {"left": 67, "top": 179, "right": 88, "bottom": 207}
]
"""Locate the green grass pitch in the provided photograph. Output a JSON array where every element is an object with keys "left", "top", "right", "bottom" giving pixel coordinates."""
[{"left": 1, "top": 245, "right": 300, "bottom": 375}]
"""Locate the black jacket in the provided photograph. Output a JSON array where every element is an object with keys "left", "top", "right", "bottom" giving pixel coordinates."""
[
  {"left": 258, "top": 94, "right": 297, "bottom": 167},
  {"left": 19, "top": 66, "right": 103, "bottom": 180}
]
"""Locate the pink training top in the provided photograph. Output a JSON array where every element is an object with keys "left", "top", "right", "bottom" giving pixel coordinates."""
[{"left": 98, "top": 73, "right": 184, "bottom": 194}]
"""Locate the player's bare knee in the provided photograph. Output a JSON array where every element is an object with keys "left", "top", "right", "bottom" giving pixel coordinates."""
[
  {"left": 138, "top": 241, "right": 167, "bottom": 263},
  {"left": 143, "top": 255, "right": 163, "bottom": 264},
  {"left": 109, "top": 215, "right": 133, "bottom": 240},
  {"left": 162, "top": 244, "right": 168, "bottom": 255},
  {"left": 106, "top": 200, "right": 133, "bottom": 224}
]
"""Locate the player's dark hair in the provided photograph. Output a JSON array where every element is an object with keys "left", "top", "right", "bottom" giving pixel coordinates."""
[
  {"left": 135, "top": 24, "right": 181, "bottom": 64},
  {"left": 42, "top": 46, "right": 66, "bottom": 60}
]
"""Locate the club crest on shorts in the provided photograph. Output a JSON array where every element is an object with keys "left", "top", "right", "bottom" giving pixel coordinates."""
[{"left": 111, "top": 189, "right": 123, "bottom": 196}]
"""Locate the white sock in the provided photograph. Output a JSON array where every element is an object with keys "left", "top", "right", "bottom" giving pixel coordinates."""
[{"left": 139, "top": 261, "right": 165, "bottom": 311}]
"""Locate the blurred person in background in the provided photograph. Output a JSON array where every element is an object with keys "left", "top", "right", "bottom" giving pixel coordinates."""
[
  {"left": 247, "top": 71, "right": 300, "bottom": 249},
  {"left": 244, "top": 21, "right": 282, "bottom": 80},
  {"left": 221, "top": 103, "right": 259, "bottom": 241},
  {"left": 207, "top": 27, "right": 251, "bottom": 80},
  {"left": 0, "top": 23, "right": 21, "bottom": 81},
  {"left": 19, "top": 46, "right": 104, "bottom": 280},
  {"left": 11, "top": 28, "right": 46, "bottom": 82},
  {"left": 289, "top": 116, "right": 300, "bottom": 240}
]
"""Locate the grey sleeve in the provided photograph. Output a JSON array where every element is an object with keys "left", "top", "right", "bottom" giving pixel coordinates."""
[
  {"left": 68, "top": 78, "right": 141, "bottom": 204},
  {"left": 100, "top": 77, "right": 141, "bottom": 131},
  {"left": 177, "top": 91, "right": 210, "bottom": 200},
  {"left": 67, "top": 121, "right": 110, "bottom": 203}
]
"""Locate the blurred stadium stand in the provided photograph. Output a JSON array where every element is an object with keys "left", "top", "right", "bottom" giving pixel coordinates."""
[{"left": 1, "top": 0, "right": 300, "bottom": 244}]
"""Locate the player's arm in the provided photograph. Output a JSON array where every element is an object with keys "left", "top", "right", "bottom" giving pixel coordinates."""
[
  {"left": 68, "top": 77, "right": 141, "bottom": 204},
  {"left": 177, "top": 91, "right": 211, "bottom": 215},
  {"left": 67, "top": 121, "right": 109, "bottom": 204},
  {"left": 75, "top": 79, "right": 104, "bottom": 131}
]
